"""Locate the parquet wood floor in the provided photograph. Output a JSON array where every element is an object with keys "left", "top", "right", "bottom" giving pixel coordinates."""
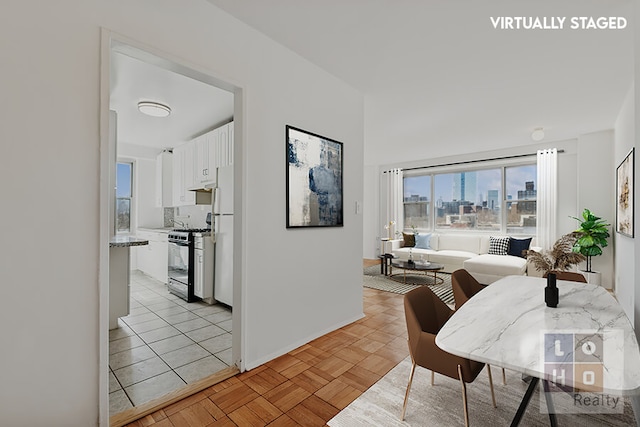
[{"left": 125, "top": 259, "right": 405, "bottom": 427}]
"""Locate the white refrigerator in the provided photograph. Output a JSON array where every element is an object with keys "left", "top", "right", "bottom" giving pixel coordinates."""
[{"left": 213, "top": 165, "right": 233, "bottom": 307}]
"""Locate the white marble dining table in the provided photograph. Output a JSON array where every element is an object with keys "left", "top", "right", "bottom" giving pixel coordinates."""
[{"left": 436, "top": 275, "right": 640, "bottom": 426}]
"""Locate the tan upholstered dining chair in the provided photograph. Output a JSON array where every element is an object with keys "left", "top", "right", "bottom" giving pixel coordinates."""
[
  {"left": 451, "top": 269, "right": 507, "bottom": 386},
  {"left": 451, "top": 269, "right": 486, "bottom": 311},
  {"left": 402, "top": 286, "right": 497, "bottom": 426},
  {"left": 542, "top": 271, "right": 587, "bottom": 283}
]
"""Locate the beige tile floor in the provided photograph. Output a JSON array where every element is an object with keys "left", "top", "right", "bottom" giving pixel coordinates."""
[{"left": 109, "top": 271, "right": 233, "bottom": 416}]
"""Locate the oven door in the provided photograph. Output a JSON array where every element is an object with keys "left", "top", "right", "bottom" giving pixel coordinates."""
[{"left": 168, "top": 240, "right": 189, "bottom": 287}]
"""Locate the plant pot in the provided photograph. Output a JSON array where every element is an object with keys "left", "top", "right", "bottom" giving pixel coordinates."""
[{"left": 581, "top": 270, "right": 601, "bottom": 286}]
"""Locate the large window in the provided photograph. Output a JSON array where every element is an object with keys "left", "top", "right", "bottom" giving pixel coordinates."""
[
  {"left": 116, "top": 162, "right": 132, "bottom": 233},
  {"left": 434, "top": 169, "right": 501, "bottom": 231},
  {"left": 505, "top": 165, "right": 537, "bottom": 235},
  {"left": 402, "top": 163, "right": 535, "bottom": 235},
  {"left": 403, "top": 175, "right": 430, "bottom": 229}
]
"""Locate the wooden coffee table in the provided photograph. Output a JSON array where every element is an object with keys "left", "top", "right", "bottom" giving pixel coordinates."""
[{"left": 389, "top": 260, "right": 444, "bottom": 285}]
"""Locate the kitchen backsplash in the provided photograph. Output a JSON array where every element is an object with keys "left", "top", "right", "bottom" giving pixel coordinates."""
[
  {"left": 163, "top": 208, "right": 175, "bottom": 228},
  {"left": 173, "top": 205, "right": 212, "bottom": 229}
]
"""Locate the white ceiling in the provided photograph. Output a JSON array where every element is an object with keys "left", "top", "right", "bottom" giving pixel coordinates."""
[
  {"left": 110, "top": 50, "right": 234, "bottom": 153},
  {"left": 208, "top": 0, "right": 634, "bottom": 165}
]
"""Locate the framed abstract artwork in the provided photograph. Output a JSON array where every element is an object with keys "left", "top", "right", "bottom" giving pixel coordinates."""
[
  {"left": 616, "top": 148, "right": 634, "bottom": 237},
  {"left": 286, "top": 125, "right": 343, "bottom": 228}
]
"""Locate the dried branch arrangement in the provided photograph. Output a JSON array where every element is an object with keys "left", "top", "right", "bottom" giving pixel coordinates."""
[{"left": 524, "top": 233, "right": 586, "bottom": 273}]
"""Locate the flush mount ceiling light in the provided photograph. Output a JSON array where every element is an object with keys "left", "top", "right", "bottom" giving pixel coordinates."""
[
  {"left": 137, "top": 101, "right": 171, "bottom": 117},
  {"left": 531, "top": 127, "right": 545, "bottom": 141}
]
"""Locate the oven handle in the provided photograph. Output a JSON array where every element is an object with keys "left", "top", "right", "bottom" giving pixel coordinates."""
[{"left": 168, "top": 240, "right": 190, "bottom": 247}]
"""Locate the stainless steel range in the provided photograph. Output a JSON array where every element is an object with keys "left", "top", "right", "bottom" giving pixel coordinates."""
[{"left": 167, "top": 228, "right": 212, "bottom": 302}]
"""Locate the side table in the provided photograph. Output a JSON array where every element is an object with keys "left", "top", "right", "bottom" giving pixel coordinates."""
[{"left": 378, "top": 253, "right": 395, "bottom": 275}]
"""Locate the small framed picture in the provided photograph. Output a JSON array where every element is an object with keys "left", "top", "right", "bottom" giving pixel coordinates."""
[{"left": 286, "top": 125, "right": 343, "bottom": 228}]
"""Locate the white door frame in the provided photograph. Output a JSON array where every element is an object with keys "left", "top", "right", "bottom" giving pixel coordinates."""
[{"left": 98, "top": 28, "right": 245, "bottom": 425}]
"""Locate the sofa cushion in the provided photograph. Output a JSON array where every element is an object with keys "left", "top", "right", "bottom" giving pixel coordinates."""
[
  {"left": 429, "top": 250, "right": 478, "bottom": 265},
  {"left": 402, "top": 232, "right": 415, "bottom": 247},
  {"left": 463, "top": 254, "right": 527, "bottom": 276},
  {"left": 508, "top": 237, "right": 532, "bottom": 258},
  {"left": 414, "top": 233, "right": 432, "bottom": 249},
  {"left": 488, "top": 236, "right": 510, "bottom": 255},
  {"left": 437, "top": 234, "right": 482, "bottom": 254}
]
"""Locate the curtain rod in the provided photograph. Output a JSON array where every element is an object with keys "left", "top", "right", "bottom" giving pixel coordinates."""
[{"left": 383, "top": 149, "right": 565, "bottom": 173}]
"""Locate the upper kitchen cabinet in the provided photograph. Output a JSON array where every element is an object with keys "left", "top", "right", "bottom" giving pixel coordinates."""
[
  {"left": 193, "top": 120, "right": 234, "bottom": 187},
  {"left": 194, "top": 130, "right": 217, "bottom": 186},
  {"left": 172, "top": 143, "right": 196, "bottom": 206},
  {"left": 216, "top": 121, "right": 234, "bottom": 168},
  {"left": 170, "top": 121, "right": 233, "bottom": 206},
  {"left": 155, "top": 151, "right": 173, "bottom": 207}
]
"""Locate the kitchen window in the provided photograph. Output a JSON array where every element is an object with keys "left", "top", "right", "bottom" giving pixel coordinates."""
[{"left": 115, "top": 161, "right": 132, "bottom": 233}]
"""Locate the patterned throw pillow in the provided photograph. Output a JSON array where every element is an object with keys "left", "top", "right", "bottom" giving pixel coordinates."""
[
  {"left": 508, "top": 237, "right": 532, "bottom": 258},
  {"left": 488, "top": 236, "right": 510, "bottom": 255},
  {"left": 402, "top": 232, "right": 415, "bottom": 247}
]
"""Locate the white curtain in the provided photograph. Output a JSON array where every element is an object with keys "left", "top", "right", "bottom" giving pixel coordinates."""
[
  {"left": 536, "top": 149, "right": 557, "bottom": 249},
  {"left": 383, "top": 168, "right": 404, "bottom": 240}
]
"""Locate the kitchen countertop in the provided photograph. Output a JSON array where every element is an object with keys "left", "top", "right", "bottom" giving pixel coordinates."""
[
  {"left": 109, "top": 235, "right": 149, "bottom": 247},
  {"left": 137, "top": 227, "right": 173, "bottom": 233}
]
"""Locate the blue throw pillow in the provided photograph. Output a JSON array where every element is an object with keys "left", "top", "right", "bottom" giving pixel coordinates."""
[
  {"left": 508, "top": 237, "right": 532, "bottom": 258},
  {"left": 414, "top": 233, "right": 432, "bottom": 249}
]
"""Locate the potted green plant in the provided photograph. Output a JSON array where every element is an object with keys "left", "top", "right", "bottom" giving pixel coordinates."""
[{"left": 571, "top": 209, "right": 610, "bottom": 280}]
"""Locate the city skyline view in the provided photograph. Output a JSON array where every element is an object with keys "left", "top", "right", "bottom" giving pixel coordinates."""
[
  {"left": 404, "top": 164, "right": 537, "bottom": 205},
  {"left": 402, "top": 164, "right": 538, "bottom": 233}
]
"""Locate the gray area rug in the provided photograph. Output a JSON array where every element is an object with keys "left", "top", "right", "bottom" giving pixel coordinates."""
[
  {"left": 328, "top": 357, "right": 636, "bottom": 427},
  {"left": 364, "top": 264, "right": 454, "bottom": 305}
]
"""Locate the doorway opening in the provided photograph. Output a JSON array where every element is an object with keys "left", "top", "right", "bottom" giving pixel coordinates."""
[{"left": 99, "top": 33, "right": 243, "bottom": 424}]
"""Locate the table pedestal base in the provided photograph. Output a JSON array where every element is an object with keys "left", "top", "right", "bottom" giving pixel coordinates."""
[{"left": 510, "top": 378, "right": 557, "bottom": 427}]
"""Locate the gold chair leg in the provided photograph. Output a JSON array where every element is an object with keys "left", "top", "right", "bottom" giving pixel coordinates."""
[
  {"left": 401, "top": 360, "right": 416, "bottom": 420},
  {"left": 502, "top": 368, "right": 507, "bottom": 385},
  {"left": 431, "top": 370, "right": 435, "bottom": 386},
  {"left": 458, "top": 365, "right": 469, "bottom": 427},
  {"left": 487, "top": 365, "right": 497, "bottom": 408}
]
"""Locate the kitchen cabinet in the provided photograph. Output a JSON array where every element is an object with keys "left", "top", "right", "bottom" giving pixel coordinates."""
[
  {"left": 193, "top": 235, "right": 214, "bottom": 303},
  {"left": 172, "top": 121, "right": 233, "bottom": 202},
  {"left": 227, "top": 121, "right": 234, "bottom": 166},
  {"left": 136, "top": 230, "right": 168, "bottom": 283},
  {"left": 171, "top": 143, "right": 196, "bottom": 206},
  {"left": 155, "top": 151, "right": 173, "bottom": 207},
  {"left": 110, "top": 236, "right": 149, "bottom": 329},
  {"left": 215, "top": 121, "right": 234, "bottom": 168},
  {"left": 194, "top": 130, "right": 217, "bottom": 186}
]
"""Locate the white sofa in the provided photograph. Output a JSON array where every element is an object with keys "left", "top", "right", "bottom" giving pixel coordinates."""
[{"left": 388, "top": 234, "right": 541, "bottom": 284}]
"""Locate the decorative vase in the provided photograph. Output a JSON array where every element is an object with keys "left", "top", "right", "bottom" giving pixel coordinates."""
[{"left": 545, "top": 272, "right": 558, "bottom": 308}]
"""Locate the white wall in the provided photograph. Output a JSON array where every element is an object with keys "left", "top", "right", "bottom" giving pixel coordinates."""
[
  {"left": 614, "top": 87, "right": 635, "bottom": 322},
  {"left": 0, "top": 1, "right": 363, "bottom": 425},
  {"left": 363, "top": 165, "right": 379, "bottom": 258},
  {"left": 576, "top": 130, "right": 615, "bottom": 288}
]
